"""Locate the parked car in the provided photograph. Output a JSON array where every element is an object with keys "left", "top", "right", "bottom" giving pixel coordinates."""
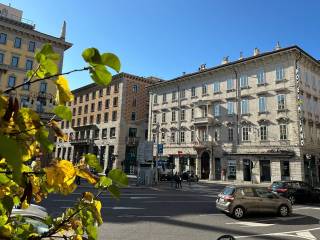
[
  {"left": 216, "top": 185, "right": 292, "bottom": 219},
  {"left": 181, "top": 171, "right": 199, "bottom": 182},
  {"left": 269, "top": 180, "right": 320, "bottom": 204}
]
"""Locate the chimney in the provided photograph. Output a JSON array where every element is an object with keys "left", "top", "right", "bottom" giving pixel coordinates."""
[
  {"left": 253, "top": 48, "right": 260, "bottom": 56},
  {"left": 239, "top": 52, "right": 244, "bottom": 60},
  {"left": 198, "top": 64, "right": 206, "bottom": 71},
  {"left": 275, "top": 41, "right": 281, "bottom": 50},
  {"left": 221, "top": 56, "right": 229, "bottom": 64},
  {"left": 60, "top": 20, "right": 66, "bottom": 40}
]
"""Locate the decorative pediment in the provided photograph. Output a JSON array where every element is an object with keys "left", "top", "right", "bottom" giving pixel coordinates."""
[
  {"left": 257, "top": 118, "right": 271, "bottom": 125},
  {"left": 276, "top": 117, "right": 290, "bottom": 123}
]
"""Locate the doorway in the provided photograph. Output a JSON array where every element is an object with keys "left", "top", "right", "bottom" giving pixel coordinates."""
[
  {"left": 260, "top": 160, "right": 271, "bottom": 182},
  {"left": 215, "top": 158, "right": 221, "bottom": 180},
  {"left": 201, "top": 151, "right": 210, "bottom": 179},
  {"left": 243, "top": 159, "right": 252, "bottom": 181}
]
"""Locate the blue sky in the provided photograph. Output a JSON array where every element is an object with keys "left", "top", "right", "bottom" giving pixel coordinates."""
[{"left": 11, "top": 0, "right": 320, "bottom": 90}]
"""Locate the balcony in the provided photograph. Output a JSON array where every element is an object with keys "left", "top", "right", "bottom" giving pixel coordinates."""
[
  {"left": 194, "top": 116, "right": 213, "bottom": 125},
  {"left": 126, "top": 137, "right": 140, "bottom": 146},
  {"left": 193, "top": 140, "right": 211, "bottom": 150},
  {"left": 70, "top": 138, "right": 94, "bottom": 145}
]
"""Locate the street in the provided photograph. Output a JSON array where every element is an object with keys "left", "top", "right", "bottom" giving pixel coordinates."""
[{"left": 41, "top": 181, "right": 320, "bottom": 240}]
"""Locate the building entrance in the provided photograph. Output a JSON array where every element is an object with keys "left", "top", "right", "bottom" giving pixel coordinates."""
[
  {"left": 201, "top": 151, "right": 210, "bottom": 179},
  {"left": 260, "top": 160, "right": 271, "bottom": 182},
  {"left": 243, "top": 159, "right": 252, "bottom": 181},
  {"left": 215, "top": 158, "right": 221, "bottom": 180}
]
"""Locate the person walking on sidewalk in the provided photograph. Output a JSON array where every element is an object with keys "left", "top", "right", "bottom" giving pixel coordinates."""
[
  {"left": 178, "top": 174, "right": 182, "bottom": 188},
  {"left": 174, "top": 172, "right": 179, "bottom": 189}
]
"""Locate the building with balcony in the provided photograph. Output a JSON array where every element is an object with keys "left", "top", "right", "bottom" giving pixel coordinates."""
[
  {"left": 55, "top": 73, "right": 160, "bottom": 174},
  {"left": 148, "top": 44, "right": 320, "bottom": 185}
]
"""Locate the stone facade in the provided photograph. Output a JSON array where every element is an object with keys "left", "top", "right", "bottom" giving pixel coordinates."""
[
  {"left": 55, "top": 73, "right": 159, "bottom": 174},
  {"left": 148, "top": 45, "right": 320, "bottom": 185}
]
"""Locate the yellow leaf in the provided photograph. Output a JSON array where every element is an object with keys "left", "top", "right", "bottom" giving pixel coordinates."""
[
  {"left": 82, "top": 192, "right": 94, "bottom": 203},
  {"left": 55, "top": 76, "right": 74, "bottom": 105},
  {"left": 0, "top": 224, "right": 12, "bottom": 238},
  {"left": 76, "top": 167, "right": 98, "bottom": 185},
  {"left": 93, "top": 199, "right": 103, "bottom": 225},
  {"left": 21, "top": 200, "right": 29, "bottom": 209},
  {"left": 72, "top": 235, "right": 82, "bottom": 240}
]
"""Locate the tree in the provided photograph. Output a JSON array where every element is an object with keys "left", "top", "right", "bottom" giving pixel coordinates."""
[{"left": 0, "top": 43, "right": 127, "bottom": 239}]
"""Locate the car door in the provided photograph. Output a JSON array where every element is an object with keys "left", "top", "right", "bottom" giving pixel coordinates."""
[
  {"left": 237, "top": 187, "right": 261, "bottom": 213},
  {"left": 254, "top": 188, "right": 278, "bottom": 213}
]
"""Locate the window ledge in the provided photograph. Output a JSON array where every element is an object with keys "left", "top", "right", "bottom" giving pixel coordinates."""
[
  {"left": 110, "top": 136, "right": 116, "bottom": 139},
  {"left": 180, "top": 97, "right": 187, "bottom": 101},
  {"left": 162, "top": 101, "right": 168, "bottom": 104},
  {"left": 213, "top": 91, "right": 222, "bottom": 95},
  {"left": 241, "top": 113, "right": 250, "bottom": 116},
  {"left": 226, "top": 89, "right": 236, "bottom": 93},
  {"left": 275, "top": 79, "right": 287, "bottom": 83},
  {"left": 257, "top": 82, "right": 268, "bottom": 86},
  {"left": 191, "top": 96, "right": 198, "bottom": 99},
  {"left": 277, "top": 109, "right": 289, "bottom": 113},
  {"left": 258, "top": 111, "right": 269, "bottom": 115},
  {"left": 171, "top": 121, "right": 177, "bottom": 124},
  {"left": 202, "top": 93, "right": 209, "bottom": 97},
  {"left": 240, "top": 86, "right": 250, "bottom": 90},
  {"left": 227, "top": 114, "right": 236, "bottom": 117},
  {"left": 172, "top": 99, "right": 178, "bottom": 103}
]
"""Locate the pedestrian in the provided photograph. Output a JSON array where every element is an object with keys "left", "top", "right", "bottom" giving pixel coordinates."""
[
  {"left": 174, "top": 172, "right": 179, "bottom": 189},
  {"left": 178, "top": 174, "right": 182, "bottom": 189}
]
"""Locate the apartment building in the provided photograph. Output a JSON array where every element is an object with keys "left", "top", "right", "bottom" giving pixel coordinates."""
[
  {"left": 55, "top": 73, "right": 159, "bottom": 174},
  {"left": 0, "top": 3, "right": 72, "bottom": 118},
  {"left": 148, "top": 45, "right": 320, "bottom": 185}
]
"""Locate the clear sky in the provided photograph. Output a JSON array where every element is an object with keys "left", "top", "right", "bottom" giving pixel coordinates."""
[{"left": 10, "top": 0, "right": 320, "bottom": 90}]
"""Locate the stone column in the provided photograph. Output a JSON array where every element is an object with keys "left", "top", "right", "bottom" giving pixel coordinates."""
[
  {"left": 209, "top": 151, "right": 214, "bottom": 180},
  {"left": 271, "top": 160, "right": 281, "bottom": 182},
  {"left": 290, "top": 157, "right": 304, "bottom": 181},
  {"left": 195, "top": 153, "right": 201, "bottom": 177},
  {"left": 174, "top": 156, "right": 180, "bottom": 173}
]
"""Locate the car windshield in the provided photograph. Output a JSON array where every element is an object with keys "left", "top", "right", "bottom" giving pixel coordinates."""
[
  {"left": 223, "top": 187, "right": 235, "bottom": 195},
  {"left": 271, "top": 182, "right": 287, "bottom": 189}
]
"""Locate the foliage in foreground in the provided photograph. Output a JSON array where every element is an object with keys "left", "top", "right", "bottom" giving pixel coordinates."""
[{"left": 0, "top": 44, "right": 127, "bottom": 239}]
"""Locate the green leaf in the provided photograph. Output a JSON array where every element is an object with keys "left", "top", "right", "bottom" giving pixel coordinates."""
[
  {"left": 84, "top": 154, "right": 102, "bottom": 172},
  {"left": 86, "top": 224, "right": 98, "bottom": 240},
  {"left": 108, "top": 169, "right": 128, "bottom": 187},
  {"left": 42, "top": 59, "right": 58, "bottom": 76},
  {"left": 82, "top": 48, "right": 102, "bottom": 65},
  {"left": 90, "top": 65, "right": 112, "bottom": 86},
  {"left": 101, "top": 53, "right": 121, "bottom": 73},
  {"left": 53, "top": 105, "right": 72, "bottom": 121},
  {"left": 107, "top": 185, "right": 120, "bottom": 199},
  {"left": 95, "top": 176, "right": 112, "bottom": 188},
  {"left": 35, "top": 127, "right": 54, "bottom": 153},
  {"left": 0, "top": 173, "right": 9, "bottom": 184},
  {"left": 0, "top": 134, "right": 22, "bottom": 182},
  {"left": 2, "top": 196, "right": 13, "bottom": 214}
]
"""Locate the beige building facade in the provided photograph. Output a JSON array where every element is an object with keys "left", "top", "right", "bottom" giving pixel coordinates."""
[
  {"left": 55, "top": 73, "right": 159, "bottom": 174},
  {"left": 148, "top": 45, "right": 320, "bottom": 185}
]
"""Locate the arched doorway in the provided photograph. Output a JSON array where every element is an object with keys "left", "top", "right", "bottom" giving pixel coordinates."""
[{"left": 201, "top": 151, "right": 210, "bottom": 179}]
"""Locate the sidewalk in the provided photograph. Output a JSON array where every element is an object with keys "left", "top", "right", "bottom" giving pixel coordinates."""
[{"left": 199, "top": 179, "right": 271, "bottom": 187}]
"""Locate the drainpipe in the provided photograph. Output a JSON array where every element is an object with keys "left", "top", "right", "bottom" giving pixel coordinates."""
[
  {"left": 232, "top": 67, "right": 240, "bottom": 145},
  {"left": 177, "top": 85, "right": 181, "bottom": 173}
]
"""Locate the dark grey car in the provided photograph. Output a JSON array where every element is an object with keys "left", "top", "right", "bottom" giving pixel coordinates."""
[{"left": 216, "top": 185, "right": 292, "bottom": 219}]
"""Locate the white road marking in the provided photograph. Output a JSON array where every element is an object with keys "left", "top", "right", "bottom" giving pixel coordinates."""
[
  {"left": 112, "top": 206, "right": 145, "bottom": 210},
  {"left": 235, "top": 227, "right": 320, "bottom": 239},
  {"left": 145, "top": 200, "right": 213, "bottom": 203},
  {"left": 226, "top": 221, "right": 274, "bottom": 227},
  {"left": 117, "top": 215, "right": 170, "bottom": 218},
  {"left": 254, "top": 215, "right": 307, "bottom": 222},
  {"left": 294, "top": 206, "right": 320, "bottom": 211},
  {"left": 130, "top": 196, "right": 157, "bottom": 199}
]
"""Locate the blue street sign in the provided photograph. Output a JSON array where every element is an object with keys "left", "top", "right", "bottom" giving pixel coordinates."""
[{"left": 157, "top": 144, "right": 163, "bottom": 154}]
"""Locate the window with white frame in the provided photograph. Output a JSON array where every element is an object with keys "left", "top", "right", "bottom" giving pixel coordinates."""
[
  {"left": 241, "top": 99, "right": 249, "bottom": 114},
  {"left": 202, "top": 84, "right": 207, "bottom": 95},
  {"left": 191, "top": 108, "right": 194, "bottom": 120},
  {"left": 213, "top": 81, "right": 220, "bottom": 93},
  {"left": 227, "top": 101, "right": 234, "bottom": 115},
  {"left": 202, "top": 106, "right": 207, "bottom": 117},
  {"left": 152, "top": 133, "right": 156, "bottom": 143},
  {"left": 163, "top": 93, "right": 167, "bottom": 103},
  {"left": 153, "top": 113, "right": 157, "bottom": 123},
  {"left": 161, "top": 132, "right": 165, "bottom": 141},
  {"left": 242, "top": 126, "right": 250, "bottom": 141},
  {"left": 214, "top": 128, "right": 220, "bottom": 141},
  {"left": 132, "top": 84, "right": 138, "bottom": 92},
  {"left": 277, "top": 94, "right": 286, "bottom": 110},
  {"left": 153, "top": 94, "right": 158, "bottom": 104},
  {"left": 280, "top": 124, "right": 288, "bottom": 140},
  {"left": 191, "top": 130, "right": 195, "bottom": 142},
  {"left": 7, "top": 75, "right": 16, "bottom": 87},
  {"left": 162, "top": 112, "right": 166, "bottom": 123},
  {"left": 240, "top": 75, "right": 248, "bottom": 88},
  {"left": 172, "top": 91, "right": 177, "bottom": 101},
  {"left": 180, "top": 131, "right": 185, "bottom": 143},
  {"left": 181, "top": 109, "right": 185, "bottom": 121},
  {"left": 257, "top": 69, "right": 265, "bottom": 84},
  {"left": 180, "top": 89, "right": 186, "bottom": 98},
  {"left": 172, "top": 111, "right": 176, "bottom": 121},
  {"left": 259, "top": 96, "right": 266, "bottom": 112},
  {"left": 214, "top": 103, "right": 220, "bottom": 117},
  {"left": 276, "top": 66, "right": 285, "bottom": 81},
  {"left": 228, "top": 127, "right": 233, "bottom": 142},
  {"left": 171, "top": 132, "right": 175, "bottom": 143},
  {"left": 191, "top": 87, "right": 196, "bottom": 97},
  {"left": 227, "top": 79, "right": 234, "bottom": 90},
  {"left": 260, "top": 125, "right": 267, "bottom": 140}
]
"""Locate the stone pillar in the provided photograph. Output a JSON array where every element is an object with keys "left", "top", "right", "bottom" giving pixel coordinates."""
[
  {"left": 237, "top": 158, "right": 244, "bottom": 182},
  {"left": 290, "top": 157, "right": 304, "bottom": 181},
  {"left": 103, "top": 146, "right": 109, "bottom": 171},
  {"left": 271, "top": 160, "right": 281, "bottom": 182},
  {"left": 174, "top": 156, "right": 180, "bottom": 173},
  {"left": 195, "top": 154, "right": 201, "bottom": 177},
  {"left": 252, "top": 159, "right": 260, "bottom": 184},
  {"left": 209, "top": 153, "right": 214, "bottom": 180}
]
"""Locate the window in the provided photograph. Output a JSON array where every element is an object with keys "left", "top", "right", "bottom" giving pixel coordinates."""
[
  {"left": 133, "top": 85, "right": 138, "bottom": 92},
  {"left": 259, "top": 96, "right": 266, "bottom": 112},
  {"left": 0, "top": 52, "right": 4, "bottom": 64},
  {"left": 28, "top": 41, "right": 35, "bottom": 52},
  {"left": 172, "top": 111, "right": 176, "bottom": 121},
  {"left": 0, "top": 33, "right": 7, "bottom": 44},
  {"left": 161, "top": 132, "right": 165, "bottom": 141},
  {"left": 85, "top": 94, "right": 89, "bottom": 101},
  {"left": 7, "top": 76, "right": 16, "bottom": 87},
  {"left": 105, "top": 99, "right": 110, "bottom": 109},
  {"left": 112, "top": 111, "right": 117, "bottom": 121},
  {"left": 180, "top": 89, "right": 186, "bottom": 98},
  {"left": 96, "top": 114, "right": 101, "bottom": 124},
  {"left": 113, "top": 97, "right": 118, "bottom": 107},
  {"left": 153, "top": 95, "right": 158, "bottom": 104},
  {"left": 98, "top": 101, "right": 102, "bottom": 111},
  {"left": 106, "top": 86, "right": 110, "bottom": 95},
  {"left": 110, "top": 127, "right": 116, "bottom": 138},
  {"left": 78, "top": 106, "right": 82, "bottom": 115},
  {"left": 131, "top": 112, "right": 136, "bottom": 121},
  {"left": 202, "top": 106, "right": 208, "bottom": 117},
  {"left": 228, "top": 127, "right": 234, "bottom": 142},
  {"left": 83, "top": 116, "right": 87, "bottom": 125},
  {"left": 152, "top": 134, "right": 156, "bottom": 143},
  {"left": 163, "top": 93, "right": 167, "bottom": 103},
  {"left": 213, "top": 82, "right": 220, "bottom": 93},
  {"left": 227, "top": 79, "right": 234, "bottom": 90},
  {"left": 162, "top": 112, "right": 166, "bottom": 123},
  {"left": 214, "top": 128, "right": 220, "bottom": 141},
  {"left": 132, "top": 98, "right": 137, "bottom": 107},
  {"left": 240, "top": 75, "right": 248, "bottom": 88},
  {"left": 77, "top": 118, "right": 81, "bottom": 126},
  {"left": 11, "top": 56, "right": 19, "bottom": 67},
  {"left": 172, "top": 91, "right": 177, "bottom": 101},
  {"left": 104, "top": 112, "right": 109, "bottom": 122},
  {"left": 181, "top": 109, "right": 185, "bottom": 121},
  {"left": 277, "top": 94, "right": 286, "bottom": 110},
  {"left": 214, "top": 104, "right": 220, "bottom": 117},
  {"left": 90, "top": 115, "right": 94, "bottom": 124},
  {"left": 102, "top": 128, "right": 108, "bottom": 139},
  {"left": 94, "top": 129, "right": 100, "bottom": 139},
  {"left": 153, "top": 113, "right": 157, "bottom": 123},
  {"left": 242, "top": 127, "right": 249, "bottom": 141},
  {"left": 84, "top": 105, "right": 88, "bottom": 114},
  {"left": 91, "top": 103, "right": 95, "bottom": 112},
  {"left": 14, "top": 37, "right": 21, "bottom": 48},
  {"left": 191, "top": 108, "right": 194, "bottom": 120},
  {"left": 276, "top": 66, "right": 285, "bottom": 81},
  {"left": 257, "top": 69, "right": 265, "bottom": 84},
  {"left": 98, "top": 89, "right": 103, "bottom": 97},
  {"left": 191, "top": 130, "right": 195, "bottom": 142},
  {"left": 22, "top": 78, "right": 30, "bottom": 90},
  {"left": 180, "top": 131, "right": 185, "bottom": 143},
  {"left": 227, "top": 101, "right": 234, "bottom": 115},
  {"left": 114, "top": 83, "right": 119, "bottom": 93},
  {"left": 72, "top": 108, "right": 76, "bottom": 116},
  {"left": 72, "top": 119, "right": 75, "bottom": 127},
  {"left": 79, "top": 96, "right": 83, "bottom": 103},
  {"left": 20, "top": 96, "right": 29, "bottom": 108},
  {"left": 40, "top": 82, "right": 47, "bottom": 93},
  {"left": 191, "top": 87, "right": 196, "bottom": 97},
  {"left": 202, "top": 84, "right": 207, "bottom": 95},
  {"left": 260, "top": 125, "right": 267, "bottom": 140},
  {"left": 241, "top": 99, "right": 249, "bottom": 114},
  {"left": 92, "top": 91, "right": 96, "bottom": 100},
  {"left": 171, "top": 132, "right": 175, "bottom": 143},
  {"left": 280, "top": 124, "right": 287, "bottom": 140},
  {"left": 66, "top": 121, "right": 69, "bottom": 129}
]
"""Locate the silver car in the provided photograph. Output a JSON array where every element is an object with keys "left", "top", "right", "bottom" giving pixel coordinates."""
[{"left": 216, "top": 185, "right": 292, "bottom": 219}]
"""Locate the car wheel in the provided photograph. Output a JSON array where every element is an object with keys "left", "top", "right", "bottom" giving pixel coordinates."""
[
  {"left": 233, "top": 206, "right": 244, "bottom": 219},
  {"left": 288, "top": 195, "right": 295, "bottom": 205},
  {"left": 279, "top": 205, "right": 289, "bottom": 217}
]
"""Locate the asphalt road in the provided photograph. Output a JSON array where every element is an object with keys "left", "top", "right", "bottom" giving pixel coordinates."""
[{"left": 41, "top": 180, "right": 320, "bottom": 240}]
